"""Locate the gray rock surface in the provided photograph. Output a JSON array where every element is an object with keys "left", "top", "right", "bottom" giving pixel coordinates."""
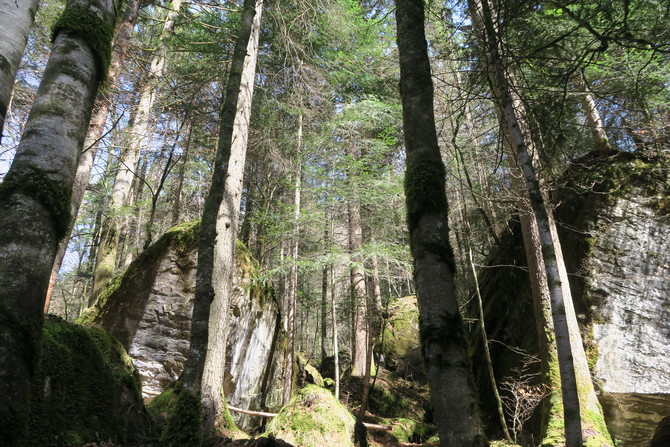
[
  {"left": 86, "top": 224, "right": 284, "bottom": 430},
  {"left": 473, "top": 152, "right": 670, "bottom": 446}
]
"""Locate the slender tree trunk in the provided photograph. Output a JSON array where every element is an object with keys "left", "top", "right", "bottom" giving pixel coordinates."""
[
  {"left": 282, "top": 112, "right": 302, "bottom": 405},
  {"left": 396, "top": 1, "right": 486, "bottom": 445},
  {"left": 0, "top": 0, "right": 39, "bottom": 143},
  {"left": 331, "top": 260, "right": 340, "bottom": 400},
  {"left": 0, "top": 0, "right": 120, "bottom": 442},
  {"left": 468, "top": 0, "right": 610, "bottom": 445},
  {"left": 44, "top": 0, "right": 141, "bottom": 313},
  {"left": 573, "top": 74, "right": 612, "bottom": 151},
  {"left": 179, "top": 0, "right": 263, "bottom": 435},
  {"left": 347, "top": 145, "right": 368, "bottom": 378},
  {"left": 320, "top": 198, "right": 332, "bottom": 363},
  {"left": 171, "top": 120, "right": 192, "bottom": 226},
  {"left": 348, "top": 197, "right": 368, "bottom": 377},
  {"left": 91, "top": 0, "right": 182, "bottom": 302}
]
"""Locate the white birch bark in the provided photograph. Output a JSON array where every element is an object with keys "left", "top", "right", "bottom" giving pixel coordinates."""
[{"left": 0, "top": 0, "right": 39, "bottom": 142}]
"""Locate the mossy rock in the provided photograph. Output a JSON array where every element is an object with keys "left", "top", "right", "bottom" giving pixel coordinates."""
[
  {"left": 23, "top": 316, "right": 147, "bottom": 446},
  {"left": 297, "top": 354, "right": 324, "bottom": 387},
  {"left": 386, "top": 417, "right": 436, "bottom": 444},
  {"left": 265, "top": 385, "right": 356, "bottom": 447},
  {"left": 378, "top": 296, "right": 423, "bottom": 379}
]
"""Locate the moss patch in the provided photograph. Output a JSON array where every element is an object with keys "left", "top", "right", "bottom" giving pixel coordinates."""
[
  {"left": 0, "top": 168, "right": 72, "bottom": 240},
  {"left": 52, "top": 7, "right": 116, "bottom": 80},
  {"left": 24, "top": 316, "right": 146, "bottom": 446},
  {"left": 160, "top": 385, "right": 203, "bottom": 447},
  {"left": 265, "top": 385, "right": 356, "bottom": 447}
]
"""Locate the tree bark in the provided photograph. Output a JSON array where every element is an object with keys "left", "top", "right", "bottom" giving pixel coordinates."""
[
  {"left": 282, "top": 112, "right": 302, "bottom": 405},
  {"left": 395, "top": 1, "right": 486, "bottom": 445},
  {"left": 0, "top": 0, "right": 39, "bottom": 143},
  {"left": 91, "top": 0, "right": 183, "bottom": 303},
  {"left": 180, "top": 0, "right": 263, "bottom": 435},
  {"left": 0, "top": 0, "right": 120, "bottom": 442},
  {"left": 44, "top": 0, "right": 142, "bottom": 313},
  {"left": 468, "top": 0, "right": 612, "bottom": 445}
]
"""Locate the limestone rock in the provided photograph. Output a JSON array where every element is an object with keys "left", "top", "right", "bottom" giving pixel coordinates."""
[{"left": 82, "top": 221, "right": 284, "bottom": 430}]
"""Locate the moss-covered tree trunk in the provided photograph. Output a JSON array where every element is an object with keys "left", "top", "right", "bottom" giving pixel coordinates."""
[
  {"left": 469, "top": 0, "right": 615, "bottom": 445},
  {"left": 45, "top": 0, "right": 142, "bottom": 313},
  {"left": 395, "top": 1, "right": 486, "bottom": 446},
  {"left": 0, "top": 0, "right": 120, "bottom": 443},
  {"left": 91, "top": 0, "right": 183, "bottom": 304},
  {"left": 179, "top": 0, "right": 263, "bottom": 437},
  {"left": 0, "top": 0, "right": 39, "bottom": 143}
]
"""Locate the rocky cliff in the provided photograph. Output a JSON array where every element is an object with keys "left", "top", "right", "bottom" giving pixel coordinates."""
[
  {"left": 473, "top": 151, "right": 670, "bottom": 446},
  {"left": 80, "top": 221, "right": 284, "bottom": 430}
]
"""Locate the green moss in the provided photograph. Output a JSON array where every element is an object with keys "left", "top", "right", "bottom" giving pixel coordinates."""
[
  {"left": 388, "top": 418, "right": 436, "bottom": 443},
  {"left": 404, "top": 158, "right": 448, "bottom": 230},
  {"left": 370, "top": 384, "right": 412, "bottom": 418},
  {"left": 0, "top": 306, "right": 43, "bottom": 445},
  {"left": 0, "top": 168, "right": 72, "bottom": 240},
  {"left": 265, "top": 385, "right": 356, "bottom": 447},
  {"left": 24, "top": 316, "right": 145, "bottom": 446},
  {"left": 161, "top": 385, "right": 203, "bottom": 447},
  {"left": 52, "top": 7, "right": 116, "bottom": 80}
]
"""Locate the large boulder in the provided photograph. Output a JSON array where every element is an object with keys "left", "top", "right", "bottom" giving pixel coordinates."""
[
  {"left": 378, "top": 295, "right": 423, "bottom": 380},
  {"left": 473, "top": 151, "right": 670, "bottom": 446},
  {"left": 80, "top": 221, "right": 284, "bottom": 430},
  {"left": 25, "top": 316, "right": 148, "bottom": 446},
  {"left": 264, "top": 385, "right": 357, "bottom": 447}
]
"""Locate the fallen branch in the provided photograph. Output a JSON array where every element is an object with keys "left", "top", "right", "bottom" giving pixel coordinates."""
[
  {"left": 361, "top": 422, "right": 392, "bottom": 431},
  {"left": 226, "top": 405, "right": 392, "bottom": 431},
  {"left": 227, "top": 405, "right": 278, "bottom": 418}
]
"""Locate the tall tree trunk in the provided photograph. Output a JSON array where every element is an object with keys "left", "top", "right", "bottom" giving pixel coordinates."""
[
  {"left": 330, "top": 258, "right": 340, "bottom": 400},
  {"left": 347, "top": 145, "right": 368, "bottom": 378},
  {"left": 348, "top": 197, "right": 368, "bottom": 377},
  {"left": 91, "top": 0, "right": 182, "bottom": 303},
  {"left": 469, "top": 0, "right": 614, "bottom": 445},
  {"left": 282, "top": 112, "right": 302, "bottom": 405},
  {"left": 179, "top": 0, "right": 263, "bottom": 436},
  {"left": 0, "top": 0, "right": 120, "bottom": 442},
  {"left": 573, "top": 74, "right": 612, "bottom": 151},
  {"left": 44, "top": 0, "right": 141, "bottom": 313},
  {"left": 171, "top": 120, "right": 192, "bottom": 226},
  {"left": 395, "top": 1, "right": 486, "bottom": 445},
  {"left": 0, "top": 0, "right": 39, "bottom": 143}
]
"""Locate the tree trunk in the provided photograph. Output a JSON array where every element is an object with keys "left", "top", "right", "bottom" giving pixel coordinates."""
[
  {"left": 91, "top": 0, "right": 182, "bottom": 303},
  {"left": 348, "top": 197, "right": 368, "bottom": 377},
  {"left": 44, "top": 0, "right": 141, "bottom": 313},
  {"left": 282, "top": 112, "right": 302, "bottom": 405},
  {"left": 468, "top": 1, "right": 611, "bottom": 445},
  {"left": 0, "top": 0, "right": 120, "bottom": 442},
  {"left": 0, "top": 0, "right": 39, "bottom": 143},
  {"left": 346, "top": 145, "right": 368, "bottom": 378},
  {"left": 573, "top": 74, "right": 612, "bottom": 151},
  {"left": 179, "top": 0, "right": 263, "bottom": 436},
  {"left": 395, "top": 1, "right": 486, "bottom": 445}
]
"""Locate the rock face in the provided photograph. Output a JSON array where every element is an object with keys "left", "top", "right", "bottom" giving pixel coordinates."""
[
  {"left": 473, "top": 151, "right": 670, "bottom": 446},
  {"left": 81, "top": 222, "right": 284, "bottom": 430}
]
